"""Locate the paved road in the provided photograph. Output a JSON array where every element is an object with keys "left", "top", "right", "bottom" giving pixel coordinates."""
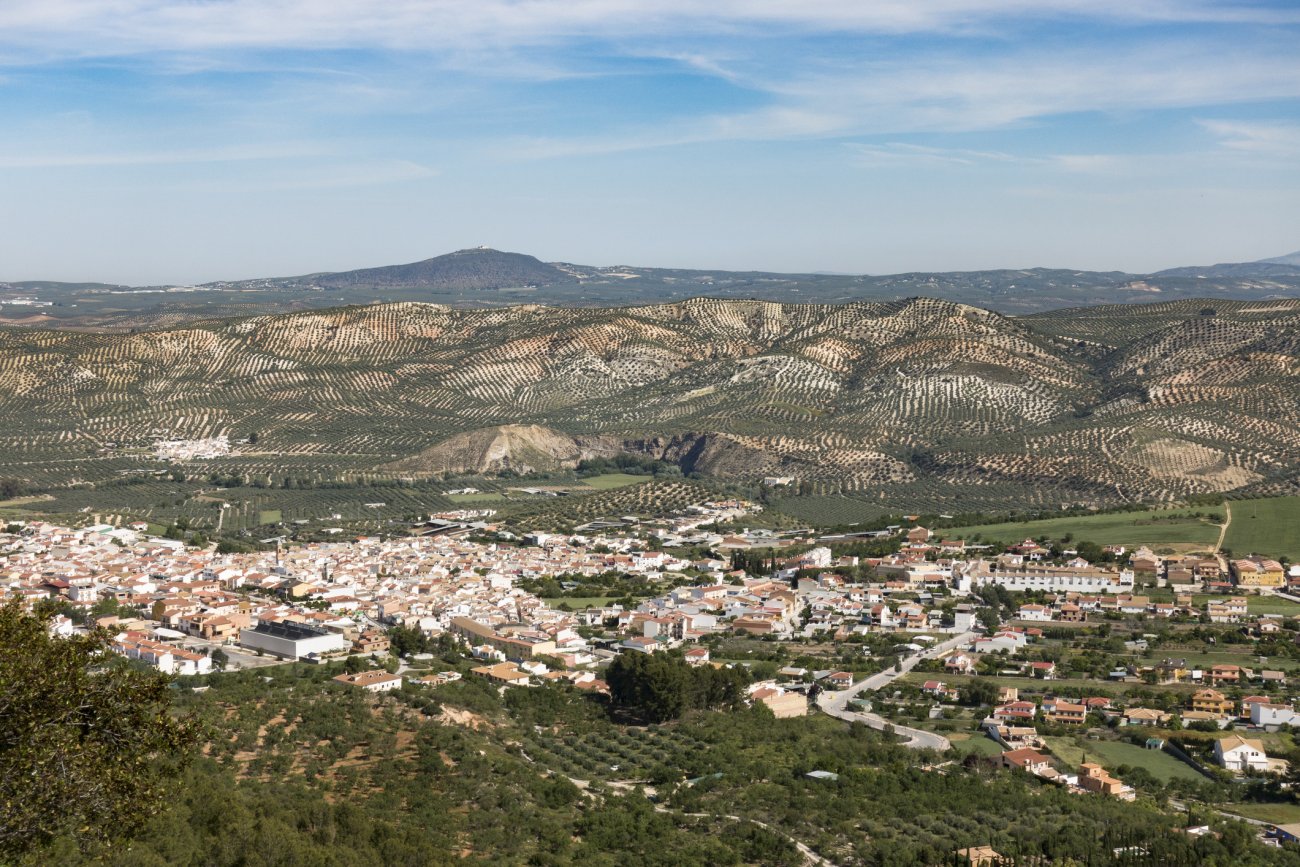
[{"left": 817, "top": 631, "right": 977, "bottom": 751}]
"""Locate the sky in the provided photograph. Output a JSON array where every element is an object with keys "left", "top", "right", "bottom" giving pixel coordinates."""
[{"left": 0, "top": 1, "right": 1298, "bottom": 284}]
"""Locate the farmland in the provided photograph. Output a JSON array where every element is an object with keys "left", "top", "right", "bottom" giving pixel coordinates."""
[
  {"left": 943, "top": 506, "right": 1224, "bottom": 551},
  {"left": 580, "top": 473, "right": 652, "bottom": 490},
  {"left": 0, "top": 297, "right": 1295, "bottom": 525},
  {"left": 1224, "top": 496, "right": 1300, "bottom": 560}
]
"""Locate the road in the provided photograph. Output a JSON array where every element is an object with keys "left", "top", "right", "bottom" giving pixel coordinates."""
[
  {"left": 817, "top": 631, "right": 977, "bottom": 751},
  {"left": 1214, "top": 500, "right": 1232, "bottom": 553}
]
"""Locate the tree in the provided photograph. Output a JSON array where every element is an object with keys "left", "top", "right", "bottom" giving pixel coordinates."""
[
  {"left": 210, "top": 648, "right": 230, "bottom": 670},
  {"left": 0, "top": 599, "right": 199, "bottom": 859}
]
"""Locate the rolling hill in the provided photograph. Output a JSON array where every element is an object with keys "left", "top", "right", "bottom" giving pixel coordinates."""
[{"left": 0, "top": 296, "right": 1295, "bottom": 515}]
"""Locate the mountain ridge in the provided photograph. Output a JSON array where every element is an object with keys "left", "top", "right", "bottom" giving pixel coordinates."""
[
  {"left": 0, "top": 295, "right": 1295, "bottom": 514},
  {"left": 4, "top": 246, "right": 1300, "bottom": 328}
]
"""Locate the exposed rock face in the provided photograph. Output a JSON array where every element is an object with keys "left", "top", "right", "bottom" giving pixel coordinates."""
[{"left": 388, "top": 425, "right": 623, "bottom": 475}]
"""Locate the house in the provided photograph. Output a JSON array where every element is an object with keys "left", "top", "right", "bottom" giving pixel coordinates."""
[
  {"left": 1041, "top": 698, "right": 1086, "bottom": 725},
  {"left": 1231, "top": 556, "right": 1286, "bottom": 589},
  {"left": 1123, "top": 707, "right": 1171, "bottom": 726},
  {"left": 353, "top": 630, "right": 390, "bottom": 654},
  {"left": 993, "top": 701, "right": 1037, "bottom": 723},
  {"left": 471, "top": 661, "right": 532, "bottom": 687},
  {"left": 823, "top": 671, "right": 855, "bottom": 690},
  {"left": 1214, "top": 735, "right": 1269, "bottom": 773},
  {"left": 748, "top": 682, "right": 808, "bottom": 719},
  {"left": 1155, "top": 658, "right": 1190, "bottom": 683},
  {"left": 1016, "top": 604, "right": 1052, "bottom": 622},
  {"left": 332, "top": 670, "right": 403, "bottom": 693},
  {"left": 921, "top": 680, "right": 958, "bottom": 701},
  {"left": 1251, "top": 702, "right": 1300, "bottom": 729},
  {"left": 1001, "top": 748, "right": 1052, "bottom": 774},
  {"left": 1028, "top": 661, "right": 1057, "bottom": 680},
  {"left": 944, "top": 652, "right": 978, "bottom": 675},
  {"left": 956, "top": 847, "right": 1005, "bottom": 867},
  {"left": 621, "top": 636, "right": 659, "bottom": 654},
  {"left": 1208, "top": 664, "right": 1242, "bottom": 686},
  {"left": 1078, "top": 763, "right": 1136, "bottom": 800},
  {"left": 684, "top": 647, "right": 710, "bottom": 667},
  {"left": 1190, "top": 688, "right": 1234, "bottom": 717},
  {"left": 1240, "top": 695, "right": 1271, "bottom": 720},
  {"left": 1057, "top": 603, "right": 1086, "bottom": 623}
]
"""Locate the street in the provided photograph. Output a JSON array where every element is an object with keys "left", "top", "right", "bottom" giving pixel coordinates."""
[{"left": 817, "top": 631, "right": 977, "bottom": 751}]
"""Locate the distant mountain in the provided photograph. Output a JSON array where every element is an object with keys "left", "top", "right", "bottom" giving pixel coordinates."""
[
  {"left": 4, "top": 247, "right": 1300, "bottom": 328},
  {"left": 305, "top": 247, "right": 570, "bottom": 290},
  {"left": 1261, "top": 250, "right": 1300, "bottom": 268},
  {"left": 0, "top": 297, "right": 1297, "bottom": 513},
  {"left": 1154, "top": 249, "right": 1300, "bottom": 279}
]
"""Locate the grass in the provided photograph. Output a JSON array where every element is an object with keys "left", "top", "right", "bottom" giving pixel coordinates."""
[
  {"left": 578, "top": 473, "right": 652, "bottom": 490},
  {"left": 944, "top": 506, "right": 1223, "bottom": 550},
  {"left": 948, "top": 732, "right": 1004, "bottom": 757},
  {"left": 1044, "top": 736, "right": 1204, "bottom": 783},
  {"left": 899, "top": 671, "right": 1198, "bottom": 698},
  {"left": 1220, "top": 802, "right": 1300, "bottom": 825},
  {"left": 542, "top": 596, "right": 619, "bottom": 610},
  {"left": 1224, "top": 496, "right": 1300, "bottom": 560},
  {"left": 446, "top": 493, "right": 506, "bottom": 503},
  {"left": 258, "top": 509, "right": 282, "bottom": 524},
  {"left": 1248, "top": 597, "right": 1300, "bottom": 616}
]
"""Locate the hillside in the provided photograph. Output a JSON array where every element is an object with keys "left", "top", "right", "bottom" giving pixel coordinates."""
[{"left": 0, "top": 297, "right": 1296, "bottom": 514}]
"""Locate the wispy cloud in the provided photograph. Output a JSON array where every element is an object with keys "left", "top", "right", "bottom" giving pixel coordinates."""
[
  {"left": 1199, "top": 119, "right": 1300, "bottom": 157},
  {"left": 849, "top": 142, "right": 1020, "bottom": 167},
  {"left": 1, "top": 1, "right": 1298, "bottom": 62},
  {"left": 0, "top": 141, "right": 325, "bottom": 169}
]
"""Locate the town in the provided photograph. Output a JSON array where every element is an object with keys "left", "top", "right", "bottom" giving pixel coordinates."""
[{"left": 8, "top": 507, "right": 1300, "bottom": 847}]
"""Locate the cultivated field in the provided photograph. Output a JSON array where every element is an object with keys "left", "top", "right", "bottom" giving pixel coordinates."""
[
  {"left": 0, "top": 298, "right": 1296, "bottom": 522},
  {"left": 943, "top": 506, "right": 1224, "bottom": 550},
  {"left": 1223, "top": 496, "right": 1300, "bottom": 559}
]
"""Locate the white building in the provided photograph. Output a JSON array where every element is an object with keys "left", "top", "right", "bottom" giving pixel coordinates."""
[
  {"left": 1214, "top": 735, "right": 1270, "bottom": 773},
  {"left": 1251, "top": 703, "right": 1300, "bottom": 729},
  {"left": 332, "top": 670, "right": 403, "bottom": 692},
  {"left": 238, "top": 620, "right": 350, "bottom": 660}
]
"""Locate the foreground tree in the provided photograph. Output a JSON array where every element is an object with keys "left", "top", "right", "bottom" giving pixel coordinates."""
[{"left": 0, "top": 599, "right": 199, "bottom": 859}]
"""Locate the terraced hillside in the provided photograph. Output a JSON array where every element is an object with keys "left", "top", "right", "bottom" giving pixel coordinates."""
[{"left": 0, "top": 297, "right": 1295, "bottom": 514}]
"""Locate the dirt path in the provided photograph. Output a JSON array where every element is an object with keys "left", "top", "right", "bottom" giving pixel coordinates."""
[{"left": 1214, "top": 500, "right": 1232, "bottom": 553}]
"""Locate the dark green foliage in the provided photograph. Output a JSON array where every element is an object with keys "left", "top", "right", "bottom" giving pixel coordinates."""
[
  {"left": 606, "top": 652, "right": 749, "bottom": 723},
  {"left": 0, "top": 599, "right": 199, "bottom": 859}
]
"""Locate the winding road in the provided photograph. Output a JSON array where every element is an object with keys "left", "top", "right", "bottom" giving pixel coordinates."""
[{"left": 817, "top": 631, "right": 977, "bottom": 751}]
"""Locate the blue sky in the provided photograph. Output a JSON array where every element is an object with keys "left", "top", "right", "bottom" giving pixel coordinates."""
[{"left": 0, "top": 1, "right": 1298, "bottom": 284}]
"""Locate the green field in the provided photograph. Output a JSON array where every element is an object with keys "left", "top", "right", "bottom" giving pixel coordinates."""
[
  {"left": 1044, "top": 737, "right": 1204, "bottom": 783},
  {"left": 257, "top": 509, "right": 282, "bottom": 524},
  {"left": 542, "top": 596, "right": 619, "bottom": 610},
  {"left": 446, "top": 492, "right": 507, "bottom": 503},
  {"left": 1224, "top": 496, "right": 1300, "bottom": 560},
  {"left": 948, "top": 732, "right": 1004, "bottom": 757},
  {"left": 579, "top": 473, "right": 652, "bottom": 490},
  {"left": 1183, "top": 594, "right": 1300, "bottom": 616},
  {"left": 901, "top": 671, "right": 1197, "bottom": 699},
  {"left": 944, "top": 506, "right": 1223, "bottom": 550},
  {"left": 1222, "top": 802, "right": 1300, "bottom": 825}
]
